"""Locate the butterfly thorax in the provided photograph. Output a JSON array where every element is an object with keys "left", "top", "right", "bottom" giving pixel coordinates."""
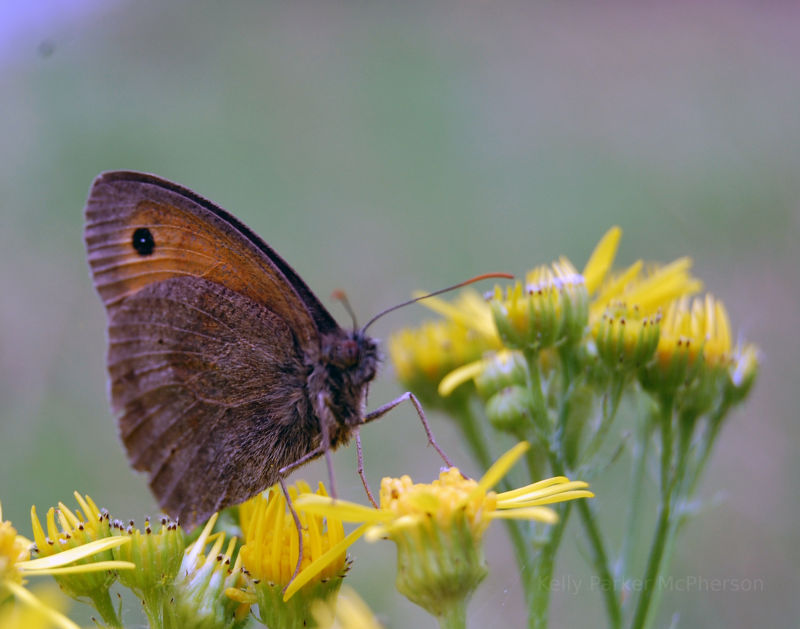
[{"left": 309, "top": 330, "right": 379, "bottom": 447}]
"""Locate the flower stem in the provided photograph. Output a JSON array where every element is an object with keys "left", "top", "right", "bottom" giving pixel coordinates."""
[
  {"left": 629, "top": 499, "right": 670, "bottom": 629},
  {"left": 88, "top": 589, "right": 123, "bottom": 629},
  {"left": 576, "top": 499, "right": 622, "bottom": 628},
  {"left": 618, "top": 408, "right": 652, "bottom": 595},
  {"left": 529, "top": 504, "right": 570, "bottom": 629},
  {"left": 630, "top": 398, "right": 675, "bottom": 629},
  {"left": 581, "top": 373, "right": 626, "bottom": 463},
  {"left": 523, "top": 349, "right": 549, "bottom": 435},
  {"left": 437, "top": 600, "right": 468, "bottom": 629}
]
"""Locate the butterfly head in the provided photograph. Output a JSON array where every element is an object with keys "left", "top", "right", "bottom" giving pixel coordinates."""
[{"left": 322, "top": 330, "right": 379, "bottom": 386}]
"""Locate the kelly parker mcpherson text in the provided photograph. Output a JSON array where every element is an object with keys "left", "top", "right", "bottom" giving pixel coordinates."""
[{"left": 541, "top": 575, "right": 765, "bottom": 596}]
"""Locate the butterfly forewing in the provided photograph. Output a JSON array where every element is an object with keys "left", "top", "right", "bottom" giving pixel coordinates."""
[{"left": 85, "top": 171, "right": 337, "bottom": 344}]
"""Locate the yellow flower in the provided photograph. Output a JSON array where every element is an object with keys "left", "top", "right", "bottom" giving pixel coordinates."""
[
  {"left": 297, "top": 442, "right": 592, "bottom": 535},
  {"left": 594, "top": 303, "right": 662, "bottom": 371},
  {"left": 641, "top": 294, "right": 730, "bottom": 391},
  {"left": 311, "top": 585, "right": 384, "bottom": 629},
  {"left": 639, "top": 294, "right": 761, "bottom": 419},
  {"left": 490, "top": 259, "right": 588, "bottom": 351},
  {"left": 2, "top": 498, "right": 133, "bottom": 629},
  {"left": 295, "top": 443, "right": 592, "bottom": 621},
  {"left": 388, "top": 290, "right": 501, "bottom": 402},
  {"left": 29, "top": 493, "right": 128, "bottom": 606},
  {"left": 238, "top": 482, "right": 364, "bottom": 628},
  {"left": 0, "top": 586, "right": 73, "bottom": 629}
]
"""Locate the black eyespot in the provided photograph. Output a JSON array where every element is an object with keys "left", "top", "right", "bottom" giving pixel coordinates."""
[{"left": 132, "top": 227, "right": 155, "bottom": 256}]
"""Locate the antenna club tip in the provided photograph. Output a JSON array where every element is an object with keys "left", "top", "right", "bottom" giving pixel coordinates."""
[
  {"left": 460, "top": 272, "right": 515, "bottom": 286},
  {"left": 331, "top": 289, "right": 347, "bottom": 301}
]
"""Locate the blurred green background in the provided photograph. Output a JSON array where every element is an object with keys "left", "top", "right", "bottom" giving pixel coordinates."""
[{"left": 1, "top": 1, "right": 797, "bottom": 627}]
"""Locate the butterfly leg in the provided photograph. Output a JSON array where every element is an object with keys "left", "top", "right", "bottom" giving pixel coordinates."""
[
  {"left": 363, "top": 392, "right": 454, "bottom": 469},
  {"left": 355, "top": 429, "right": 378, "bottom": 508},
  {"left": 314, "top": 392, "right": 340, "bottom": 499},
  {"left": 278, "top": 477, "right": 305, "bottom": 589},
  {"left": 278, "top": 444, "right": 325, "bottom": 590}
]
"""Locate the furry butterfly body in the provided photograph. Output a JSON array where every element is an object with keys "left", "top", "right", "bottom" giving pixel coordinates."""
[{"left": 85, "top": 171, "right": 378, "bottom": 527}]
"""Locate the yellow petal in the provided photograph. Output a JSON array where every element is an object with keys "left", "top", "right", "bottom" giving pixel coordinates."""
[
  {"left": 225, "top": 587, "right": 257, "bottom": 604},
  {"left": 438, "top": 358, "right": 487, "bottom": 397},
  {"left": 498, "top": 480, "right": 590, "bottom": 505},
  {"left": 19, "top": 536, "right": 130, "bottom": 571},
  {"left": 294, "top": 495, "right": 390, "bottom": 524},
  {"left": 496, "top": 476, "right": 571, "bottom": 501},
  {"left": 488, "top": 507, "right": 559, "bottom": 524},
  {"left": 499, "top": 490, "right": 595, "bottom": 508},
  {"left": 471, "top": 442, "right": 530, "bottom": 498},
  {"left": 22, "top": 560, "right": 135, "bottom": 576},
  {"left": 582, "top": 226, "right": 621, "bottom": 295},
  {"left": 283, "top": 523, "right": 369, "bottom": 601},
  {"left": 4, "top": 581, "right": 81, "bottom": 629}
]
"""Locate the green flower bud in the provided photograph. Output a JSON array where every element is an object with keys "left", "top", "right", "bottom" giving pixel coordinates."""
[
  {"left": 485, "top": 386, "right": 534, "bottom": 434},
  {"left": 474, "top": 351, "right": 528, "bottom": 400}
]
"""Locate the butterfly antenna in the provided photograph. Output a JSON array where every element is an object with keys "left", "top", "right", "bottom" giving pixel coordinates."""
[
  {"left": 362, "top": 272, "right": 514, "bottom": 333},
  {"left": 332, "top": 289, "right": 358, "bottom": 329}
]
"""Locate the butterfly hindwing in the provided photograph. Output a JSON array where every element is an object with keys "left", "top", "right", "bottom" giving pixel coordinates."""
[{"left": 108, "top": 276, "right": 319, "bottom": 525}]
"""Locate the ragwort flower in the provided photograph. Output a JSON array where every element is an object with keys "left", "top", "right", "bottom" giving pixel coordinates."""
[
  {"left": 237, "top": 481, "right": 364, "bottom": 629},
  {"left": 2, "top": 497, "right": 133, "bottom": 629},
  {"left": 388, "top": 290, "right": 501, "bottom": 404},
  {"left": 295, "top": 443, "right": 592, "bottom": 623},
  {"left": 490, "top": 259, "right": 588, "bottom": 352}
]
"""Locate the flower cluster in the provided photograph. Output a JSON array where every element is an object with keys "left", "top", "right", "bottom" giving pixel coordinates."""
[{"left": 385, "top": 226, "right": 758, "bottom": 627}]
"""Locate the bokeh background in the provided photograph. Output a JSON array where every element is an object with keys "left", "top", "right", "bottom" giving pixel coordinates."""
[{"left": 1, "top": 1, "right": 797, "bottom": 627}]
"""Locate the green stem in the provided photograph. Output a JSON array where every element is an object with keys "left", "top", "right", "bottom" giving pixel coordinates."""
[
  {"left": 141, "top": 591, "right": 166, "bottom": 629},
  {"left": 523, "top": 349, "right": 549, "bottom": 434},
  {"left": 524, "top": 443, "right": 545, "bottom": 487},
  {"left": 645, "top": 395, "right": 736, "bottom": 626},
  {"left": 618, "top": 410, "right": 651, "bottom": 593},
  {"left": 529, "top": 504, "right": 571, "bottom": 629},
  {"left": 658, "top": 399, "right": 673, "bottom": 497},
  {"left": 581, "top": 373, "right": 626, "bottom": 464},
  {"left": 629, "top": 500, "right": 670, "bottom": 629},
  {"left": 577, "top": 499, "right": 622, "bottom": 628},
  {"left": 630, "top": 399, "right": 675, "bottom": 629},
  {"left": 449, "top": 399, "right": 494, "bottom": 470},
  {"left": 437, "top": 599, "right": 468, "bottom": 629},
  {"left": 547, "top": 439, "right": 623, "bottom": 629},
  {"left": 686, "top": 400, "right": 730, "bottom": 499},
  {"left": 88, "top": 589, "right": 123, "bottom": 629}
]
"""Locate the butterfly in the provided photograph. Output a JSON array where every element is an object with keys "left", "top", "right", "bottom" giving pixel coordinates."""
[{"left": 84, "top": 171, "right": 493, "bottom": 529}]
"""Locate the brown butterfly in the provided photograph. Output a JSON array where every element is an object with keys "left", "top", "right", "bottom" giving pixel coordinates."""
[{"left": 85, "top": 171, "right": 504, "bottom": 529}]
